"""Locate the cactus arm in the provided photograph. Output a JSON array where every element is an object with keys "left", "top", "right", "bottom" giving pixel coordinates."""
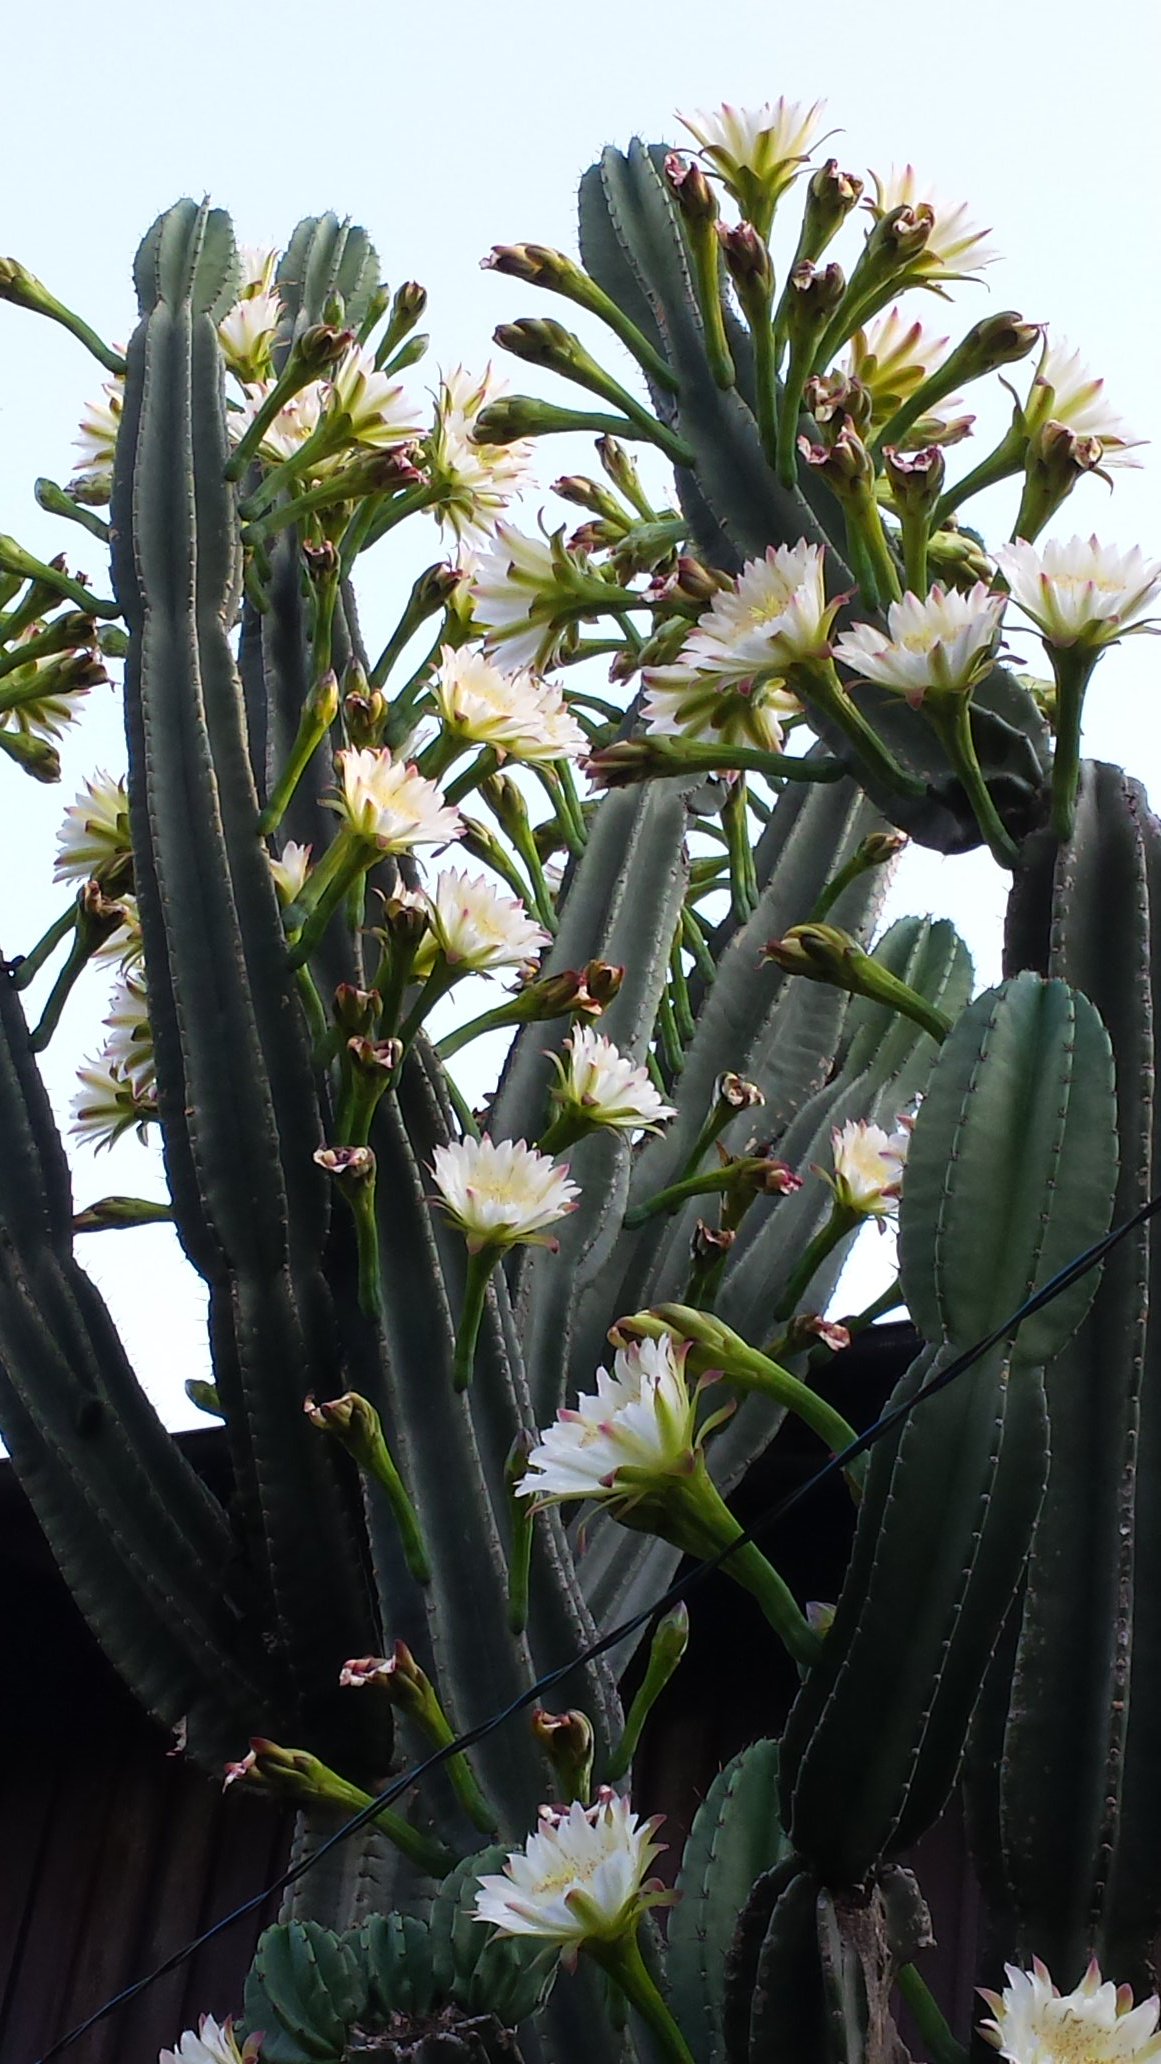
[
  {"left": 666, "top": 1739, "right": 792, "bottom": 2064},
  {"left": 277, "top": 214, "right": 381, "bottom": 337},
  {"left": 781, "top": 973, "right": 1118, "bottom": 1887},
  {"left": 111, "top": 199, "right": 377, "bottom": 1752},
  {"left": 975, "top": 766, "right": 1161, "bottom": 1983}
]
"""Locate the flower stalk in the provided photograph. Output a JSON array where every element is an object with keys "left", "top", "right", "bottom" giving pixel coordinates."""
[
  {"left": 606, "top": 1603, "right": 689, "bottom": 1781},
  {"left": 306, "top": 1393, "right": 430, "bottom": 1584},
  {"left": 585, "top": 1930, "right": 696, "bottom": 2064}
]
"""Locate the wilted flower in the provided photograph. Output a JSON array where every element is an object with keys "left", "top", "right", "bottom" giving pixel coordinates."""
[
  {"left": 1022, "top": 336, "right": 1144, "bottom": 467},
  {"left": 54, "top": 770, "right": 131, "bottom": 885},
  {"left": 431, "top": 1134, "right": 579, "bottom": 1252},
  {"left": 833, "top": 582, "right": 1006, "bottom": 705},
  {"left": 267, "top": 839, "right": 312, "bottom": 904},
  {"left": 826, "top": 1117, "right": 910, "bottom": 1218},
  {"left": 677, "top": 100, "right": 826, "bottom": 225},
  {"left": 159, "top": 2015, "right": 258, "bottom": 2064},
  {"left": 431, "top": 643, "right": 587, "bottom": 762},
  {"left": 868, "top": 166, "right": 996, "bottom": 282},
  {"left": 549, "top": 1028, "right": 676, "bottom": 1135},
  {"left": 69, "top": 376, "right": 123, "bottom": 501},
  {"left": 421, "top": 867, "right": 550, "bottom": 974},
  {"left": 979, "top": 1957, "right": 1161, "bottom": 2062},
  {"left": 474, "top": 1791, "right": 670, "bottom": 1955},
  {"left": 428, "top": 364, "right": 537, "bottom": 543},
  {"left": 995, "top": 536, "right": 1161, "bottom": 650},
  {"left": 333, "top": 746, "right": 463, "bottom": 852},
  {"left": 517, "top": 1336, "right": 699, "bottom": 1508}
]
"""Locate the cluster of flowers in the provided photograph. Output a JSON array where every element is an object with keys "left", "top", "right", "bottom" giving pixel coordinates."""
[{"left": 68, "top": 244, "right": 535, "bottom": 550}]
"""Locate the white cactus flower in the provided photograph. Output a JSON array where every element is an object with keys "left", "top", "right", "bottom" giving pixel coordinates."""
[
  {"left": 69, "top": 376, "right": 124, "bottom": 501},
  {"left": 827, "top": 1117, "right": 910, "bottom": 1218},
  {"left": 550, "top": 1028, "right": 676, "bottom": 1134},
  {"left": 234, "top": 378, "right": 327, "bottom": 462},
  {"left": 842, "top": 307, "right": 969, "bottom": 442},
  {"left": 428, "top": 364, "right": 537, "bottom": 543},
  {"left": 159, "top": 2015, "right": 255, "bottom": 2064},
  {"left": 995, "top": 537, "right": 1161, "bottom": 651},
  {"left": 326, "top": 343, "right": 424, "bottom": 451},
  {"left": 217, "top": 285, "right": 283, "bottom": 381},
  {"left": 267, "top": 840, "right": 313, "bottom": 905},
  {"left": 474, "top": 1790, "right": 669, "bottom": 1953},
  {"left": 333, "top": 746, "right": 462, "bottom": 852},
  {"left": 54, "top": 771, "right": 131, "bottom": 884},
  {"left": 833, "top": 582, "right": 1006, "bottom": 705},
  {"left": 677, "top": 99, "right": 826, "bottom": 207},
  {"left": 101, "top": 970, "right": 155, "bottom": 1089},
  {"left": 422, "top": 867, "right": 549, "bottom": 974},
  {"left": 517, "top": 1336, "right": 698, "bottom": 1506},
  {"left": 1024, "top": 336, "right": 1144, "bottom": 467},
  {"left": 466, "top": 522, "right": 574, "bottom": 671},
  {"left": 430, "top": 1134, "right": 579, "bottom": 1252},
  {"left": 431, "top": 643, "right": 587, "bottom": 762},
  {"left": 71, "top": 977, "right": 157, "bottom": 1154},
  {"left": 643, "top": 542, "right": 835, "bottom": 748},
  {"left": 869, "top": 165, "right": 997, "bottom": 280},
  {"left": 235, "top": 244, "right": 279, "bottom": 294},
  {"left": 93, "top": 893, "right": 144, "bottom": 971},
  {"left": 979, "top": 1957, "right": 1161, "bottom": 2062}
]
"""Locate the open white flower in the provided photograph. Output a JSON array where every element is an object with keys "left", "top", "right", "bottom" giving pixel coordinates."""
[
  {"left": 235, "top": 378, "right": 327, "bottom": 462},
  {"left": 827, "top": 1117, "right": 909, "bottom": 1218},
  {"left": 466, "top": 522, "right": 575, "bottom": 671},
  {"left": 217, "top": 284, "right": 282, "bottom": 381},
  {"left": 869, "top": 166, "right": 996, "bottom": 280},
  {"left": 160, "top": 2014, "right": 255, "bottom": 2064},
  {"left": 1023, "top": 336, "right": 1143, "bottom": 468},
  {"left": 422, "top": 868, "right": 549, "bottom": 974},
  {"left": 677, "top": 100, "right": 826, "bottom": 215},
  {"left": 72, "top": 973, "right": 157, "bottom": 1154},
  {"left": 517, "top": 1336, "right": 698, "bottom": 1506},
  {"left": 833, "top": 582, "right": 1006, "bottom": 706},
  {"left": 474, "top": 1791, "right": 668, "bottom": 1953},
  {"left": 55, "top": 771, "right": 131, "bottom": 884},
  {"left": 431, "top": 1134, "right": 579, "bottom": 1252},
  {"left": 70, "top": 376, "right": 124, "bottom": 501},
  {"left": 979, "top": 1957, "right": 1161, "bottom": 2062},
  {"left": 326, "top": 343, "right": 423, "bottom": 452},
  {"left": 995, "top": 537, "right": 1161, "bottom": 651},
  {"left": 334, "top": 746, "right": 462, "bottom": 852},
  {"left": 842, "top": 307, "right": 969, "bottom": 442},
  {"left": 431, "top": 644, "right": 587, "bottom": 762},
  {"left": 428, "top": 364, "right": 536, "bottom": 543},
  {"left": 643, "top": 543, "right": 834, "bottom": 746},
  {"left": 549, "top": 1028, "right": 676, "bottom": 1135}
]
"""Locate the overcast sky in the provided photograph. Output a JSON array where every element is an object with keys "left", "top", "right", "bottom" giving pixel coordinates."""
[{"left": 2, "top": 0, "right": 1159, "bottom": 1424}]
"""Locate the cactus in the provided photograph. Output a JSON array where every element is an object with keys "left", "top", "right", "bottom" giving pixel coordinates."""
[{"left": 0, "top": 87, "right": 1154, "bottom": 2064}]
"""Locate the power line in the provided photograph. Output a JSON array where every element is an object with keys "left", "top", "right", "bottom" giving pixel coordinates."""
[{"left": 36, "top": 1188, "right": 1161, "bottom": 2062}]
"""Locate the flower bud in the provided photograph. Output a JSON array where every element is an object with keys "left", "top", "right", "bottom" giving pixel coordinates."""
[
  {"left": 551, "top": 474, "right": 630, "bottom": 524},
  {"left": 798, "top": 422, "right": 874, "bottom": 493},
  {"left": 806, "top": 1600, "right": 836, "bottom": 1637},
  {"left": 717, "top": 222, "right": 774, "bottom": 297},
  {"left": 581, "top": 959, "right": 625, "bottom": 1009},
  {"left": 955, "top": 311, "right": 1041, "bottom": 380},
  {"left": 332, "top": 983, "right": 381, "bottom": 1035},
  {"left": 296, "top": 321, "right": 354, "bottom": 373},
  {"left": 871, "top": 203, "right": 935, "bottom": 268},
  {"left": 664, "top": 152, "right": 719, "bottom": 225},
  {"left": 302, "top": 539, "right": 339, "bottom": 582},
  {"left": 783, "top": 1313, "right": 852, "bottom": 1356},
  {"left": 786, "top": 259, "right": 846, "bottom": 335},
  {"left": 803, "top": 371, "right": 874, "bottom": 439},
  {"left": 882, "top": 443, "right": 947, "bottom": 515},
  {"left": 926, "top": 524, "right": 994, "bottom": 590},
  {"left": 797, "top": 159, "right": 865, "bottom": 259},
  {"left": 348, "top": 1034, "right": 403, "bottom": 1080},
  {"left": 483, "top": 243, "right": 580, "bottom": 289},
  {"left": 314, "top": 1143, "right": 376, "bottom": 1188},
  {"left": 596, "top": 436, "right": 655, "bottom": 516},
  {"left": 344, "top": 684, "right": 388, "bottom": 748},
  {"left": 715, "top": 1071, "right": 766, "bottom": 1114},
  {"left": 532, "top": 1706, "right": 595, "bottom": 1803}
]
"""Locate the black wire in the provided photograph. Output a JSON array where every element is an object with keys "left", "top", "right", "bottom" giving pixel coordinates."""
[{"left": 36, "top": 1187, "right": 1161, "bottom": 2062}]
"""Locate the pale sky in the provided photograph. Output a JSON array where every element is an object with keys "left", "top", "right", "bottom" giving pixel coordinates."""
[{"left": 2, "top": 0, "right": 1159, "bottom": 1424}]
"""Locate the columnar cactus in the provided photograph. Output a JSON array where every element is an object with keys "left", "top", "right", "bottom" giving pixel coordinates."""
[{"left": 0, "top": 87, "right": 1157, "bottom": 2064}]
